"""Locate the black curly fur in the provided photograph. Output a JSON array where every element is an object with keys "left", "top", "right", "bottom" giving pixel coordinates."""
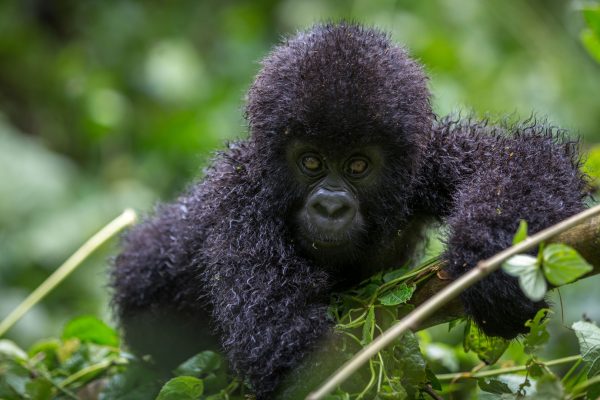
[{"left": 110, "top": 23, "right": 588, "bottom": 398}]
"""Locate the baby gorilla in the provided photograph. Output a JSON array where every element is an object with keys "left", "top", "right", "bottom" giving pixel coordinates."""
[{"left": 111, "top": 23, "right": 587, "bottom": 398}]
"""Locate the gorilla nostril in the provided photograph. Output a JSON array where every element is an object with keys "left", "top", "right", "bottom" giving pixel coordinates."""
[
  {"left": 330, "top": 204, "right": 350, "bottom": 219},
  {"left": 309, "top": 192, "right": 355, "bottom": 223},
  {"left": 315, "top": 201, "right": 345, "bottom": 218}
]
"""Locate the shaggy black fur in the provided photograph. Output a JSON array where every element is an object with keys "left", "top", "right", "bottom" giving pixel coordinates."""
[{"left": 111, "top": 23, "right": 588, "bottom": 398}]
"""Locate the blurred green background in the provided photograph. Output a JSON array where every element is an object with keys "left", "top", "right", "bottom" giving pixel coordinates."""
[{"left": 0, "top": 0, "right": 599, "bottom": 365}]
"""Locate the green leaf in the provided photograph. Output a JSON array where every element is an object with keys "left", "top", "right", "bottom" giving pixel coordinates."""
[
  {"left": 478, "top": 378, "right": 513, "bottom": 394},
  {"left": 512, "top": 220, "right": 528, "bottom": 245},
  {"left": 572, "top": 321, "right": 600, "bottom": 377},
  {"left": 27, "top": 339, "right": 60, "bottom": 369},
  {"left": 362, "top": 306, "right": 375, "bottom": 344},
  {"left": 175, "top": 351, "right": 222, "bottom": 377},
  {"left": 518, "top": 265, "right": 547, "bottom": 302},
  {"left": 583, "top": 6, "right": 600, "bottom": 36},
  {"left": 62, "top": 315, "right": 119, "bottom": 347},
  {"left": 378, "top": 283, "right": 416, "bottom": 306},
  {"left": 174, "top": 351, "right": 227, "bottom": 393},
  {"left": 0, "top": 358, "right": 30, "bottom": 396},
  {"left": 448, "top": 318, "right": 462, "bottom": 332},
  {"left": 583, "top": 145, "right": 600, "bottom": 181},
  {"left": 463, "top": 320, "right": 509, "bottom": 364},
  {"left": 25, "top": 378, "right": 53, "bottom": 400},
  {"left": 503, "top": 255, "right": 547, "bottom": 301},
  {"left": 156, "top": 376, "right": 204, "bottom": 400},
  {"left": 542, "top": 244, "right": 593, "bottom": 286},
  {"left": 581, "top": 29, "right": 600, "bottom": 64},
  {"left": 100, "top": 361, "right": 164, "bottom": 400},
  {"left": 426, "top": 368, "right": 442, "bottom": 390},
  {"left": 524, "top": 309, "right": 550, "bottom": 354},
  {"left": 392, "top": 332, "right": 427, "bottom": 397},
  {"left": 0, "top": 340, "right": 27, "bottom": 360},
  {"left": 502, "top": 254, "right": 538, "bottom": 277}
]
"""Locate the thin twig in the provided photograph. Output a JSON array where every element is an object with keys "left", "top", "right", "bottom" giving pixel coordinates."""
[
  {"left": 0, "top": 209, "right": 137, "bottom": 337},
  {"left": 436, "top": 355, "right": 581, "bottom": 381},
  {"left": 422, "top": 383, "right": 444, "bottom": 400},
  {"left": 307, "top": 204, "right": 600, "bottom": 400}
]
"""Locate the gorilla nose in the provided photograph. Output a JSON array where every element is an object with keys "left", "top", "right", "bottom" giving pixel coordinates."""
[{"left": 307, "top": 189, "right": 356, "bottom": 230}]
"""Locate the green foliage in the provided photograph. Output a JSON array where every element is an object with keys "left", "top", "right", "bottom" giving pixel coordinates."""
[
  {"left": 583, "top": 145, "right": 600, "bottom": 183},
  {"left": 581, "top": 5, "right": 600, "bottom": 63},
  {"left": 463, "top": 320, "right": 509, "bottom": 365},
  {"left": 377, "top": 283, "right": 416, "bottom": 306},
  {"left": 0, "top": 316, "right": 124, "bottom": 400},
  {"left": 572, "top": 321, "right": 600, "bottom": 378},
  {"left": 0, "top": 2, "right": 599, "bottom": 399},
  {"left": 503, "top": 223, "right": 593, "bottom": 302},
  {"left": 62, "top": 315, "right": 120, "bottom": 347},
  {"left": 512, "top": 220, "right": 528, "bottom": 245},
  {"left": 0, "top": 255, "right": 599, "bottom": 399},
  {"left": 524, "top": 309, "right": 551, "bottom": 355},
  {"left": 502, "top": 254, "right": 547, "bottom": 301},
  {"left": 478, "top": 378, "right": 512, "bottom": 395},
  {"left": 156, "top": 377, "right": 204, "bottom": 400},
  {"left": 542, "top": 244, "right": 593, "bottom": 286}
]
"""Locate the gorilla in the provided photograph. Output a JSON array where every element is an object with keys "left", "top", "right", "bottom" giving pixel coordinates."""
[{"left": 111, "top": 23, "right": 587, "bottom": 398}]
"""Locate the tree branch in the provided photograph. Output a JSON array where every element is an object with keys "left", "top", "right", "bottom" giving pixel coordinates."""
[
  {"left": 307, "top": 205, "right": 600, "bottom": 400},
  {"left": 413, "top": 214, "right": 600, "bottom": 329}
]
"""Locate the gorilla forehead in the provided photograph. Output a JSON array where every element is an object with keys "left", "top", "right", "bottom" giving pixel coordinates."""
[{"left": 246, "top": 22, "right": 433, "bottom": 149}]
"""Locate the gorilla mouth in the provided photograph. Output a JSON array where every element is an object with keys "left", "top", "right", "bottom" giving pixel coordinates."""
[
  {"left": 297, "top": 229, "right": 353, "bottom": 251},
  {"left": 311, "top": 237, "right": 347, "bottom": 248}
]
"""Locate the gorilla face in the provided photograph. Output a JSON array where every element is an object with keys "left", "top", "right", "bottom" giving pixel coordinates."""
[{"left": 286, "top": 140, "right": 385, "bottom": 262}]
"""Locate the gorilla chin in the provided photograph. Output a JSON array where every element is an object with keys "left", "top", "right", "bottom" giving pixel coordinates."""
[{"left": 295, "top": 213, "right": 366, "bottom": 264}]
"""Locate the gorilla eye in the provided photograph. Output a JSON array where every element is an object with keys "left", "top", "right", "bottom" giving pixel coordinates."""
[
  {"left": 346, "top": 158, "right": 369, "bottom": 177},
  {"left": 300, "top": 154, "right": 323, "bottom": 175}
]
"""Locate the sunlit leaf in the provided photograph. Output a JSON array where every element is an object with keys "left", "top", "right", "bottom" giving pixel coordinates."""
[
  {"left": 0, "top": 340, "right": 27, "bottom": 360},
  {"left": 502, "top": 254, "right": 538, "bottom": 277},
  {"left": 583, "top": 145, "right": 600, "bottom": 181},
  {"left": 583, "top": 6, "right": 600, "bottom": 36},
  {"left": 62, "top": 316, "right": 119, "bottom": 347},
  {"left": 518, "top": 265, "right": 547, "bottom": 302},
  {"left": 512, "top": 220, "right": 528, "bottom": 245},
  {"left": 503, "top": 255, "right": 547, "bottom": 301},
  {"left": 581, "top": 29, "right": 600, "bottom": 64},
  {"left": 542, "top": 244, "right": 593, "bottom": 286}
]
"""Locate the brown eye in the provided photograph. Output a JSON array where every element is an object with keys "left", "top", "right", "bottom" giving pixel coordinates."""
[
  {"left": 347, "top": 158, "right": 368, "bottom": 176},
  {"left": 300, "top": 155, "right": 323, "bottom": 174}
]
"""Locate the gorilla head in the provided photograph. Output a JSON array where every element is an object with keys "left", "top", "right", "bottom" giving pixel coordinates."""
[{"left": 245, "top": 23, "right": 433, "bottom": 271}]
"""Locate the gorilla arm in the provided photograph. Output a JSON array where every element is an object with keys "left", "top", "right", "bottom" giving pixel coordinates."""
[
  {"left": 110, "top": 198, "right": 219, "bottom": 369},
  {"left": 416, "top": 117, "right": 587, "bottom": 339}
]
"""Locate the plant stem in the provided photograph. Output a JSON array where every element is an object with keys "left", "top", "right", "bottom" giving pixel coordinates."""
[
  {"left": 0, "top": 209, "right": 137, "bottom": 338},
  {"left": 569, "top": 374, "right": 600, "bottom": 398},
  {"left": 306, "top": 204, "right": 600, "bottom": 400},
  {"left": 435, "top": 355, "right": 581, "bottom": 381}
]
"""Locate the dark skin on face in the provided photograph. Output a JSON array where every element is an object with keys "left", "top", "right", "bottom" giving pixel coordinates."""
[{"left": 286, "top": 140, "right": 385, "bottom": 264}]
